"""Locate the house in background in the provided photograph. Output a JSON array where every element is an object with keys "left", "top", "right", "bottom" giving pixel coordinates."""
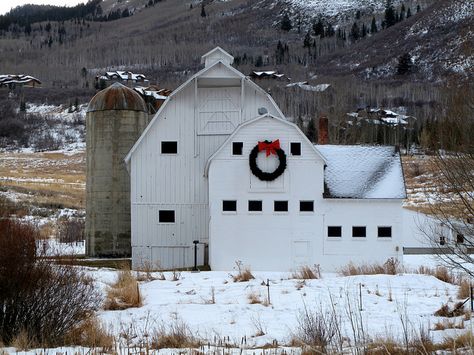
[
  {"left": 95, "top": 70, "right": 149, "bottom": 88},
  {"left": 0, "top": 74, "right": 41, "bottom": 89}
]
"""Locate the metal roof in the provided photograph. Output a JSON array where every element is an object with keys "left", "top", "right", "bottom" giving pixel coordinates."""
[{"left": 87, "top": 82, "right": 147, "bottom": 113}]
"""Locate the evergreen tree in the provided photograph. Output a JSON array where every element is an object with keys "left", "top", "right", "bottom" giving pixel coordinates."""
[
  {"left": 362, "top": 23, "right": 367, "bottom": 37},
  {"left": 371, "top": 16, "right": 378, "bottom": 33},
  {"left": 417, "top": 4, "right": 421, "bottom": 13},
  {"left": 400, "top": 4, "right": 406, "bottom": 21},
  {"left": 396, "top": 52, "right": 412, "bottom": 75},
  {"left": 312, "top": 18, "right": 324, "bottom": 37},
  {"left": 349, "top": 22, "right": 360, "bottom": 41},
  {"left": 406, "top": 8, "right": 412, "bottom": 17},
  {"left": 356, "top": 10, "right": 361, "bottom": 20},
  {"left": 19, "top": 98, "right": 26, "bottom": 112},
  {"left": 281, "top": 13, "right": 292, "bottom": 31},
  {"left": 384, "top": 1, "right": 396, "bottom": 27},
  {"left": 255, "top": 55, "right": 263, "bottom": 67},
  {"left": 325, "top": 23, "right": 335, "bottom": 37},
  {"left": 303, "top": 30, "right": 311, "bottom": 48},
  {"left": 275, "top": 41, "right": 285, "bottom": 64},
  {"left": 201, "top": 3, "right": 206, "bottom": 17},
  {"left": 306, "top": 118, "right": 316, "bottom": 142}
]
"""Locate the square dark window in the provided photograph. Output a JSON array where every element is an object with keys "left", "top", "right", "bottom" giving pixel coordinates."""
[
  {"left": 159, "top": 210, "right": 175, "bottom": 223},
  {"left": 248, "top": 200, "right": 262, "bottom": 212},
  {"left": 161, "top": 141, "right": 177, "bottom": 154},
  {"left": 232, "top": 142, "right": 243, "bottom": 155},
  {"left": 290, "top": 142, "right": 301, "bottom": 156},
  {"left": 378, "top": 226, "right": 392, "bottom": 238},
  {"left": 222, "top": 200, "right": 237, "bottom": 212},
  {"left": 274, "top": 200, "right": 288, "bottom": 212},
  {"left": 457, "top": 234, "right": 464, "bottom": 244},
  {"left": 352, "top": 226, "right": 366, "bottom": 238},
  {"left": 299, "top": 200, "right": 314, "bottom": 212},
  {"left": 328, "top": 226, "right": 342, "bottom": 237}
]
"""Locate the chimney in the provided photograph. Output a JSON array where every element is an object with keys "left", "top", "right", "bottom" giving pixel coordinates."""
[{"left": 318, "top": 114, "right": 329, "bottom": 145}]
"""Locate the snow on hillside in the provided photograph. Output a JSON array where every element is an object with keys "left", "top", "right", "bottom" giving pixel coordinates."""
[{"left": 286, "top": 0, "right": 402, "bottom": 17}]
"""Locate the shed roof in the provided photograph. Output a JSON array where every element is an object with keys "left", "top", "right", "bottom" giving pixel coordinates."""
[
  {"left": 316, "top": 145, "right": 406, "bottom": 199},
  {"left": 87, "top": 82, "right": 147, "bottom": 113}
]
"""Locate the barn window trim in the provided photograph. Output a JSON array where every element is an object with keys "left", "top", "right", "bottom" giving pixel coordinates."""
[
  {"left": 274, "top": 200, "right": 288, "bottom": 213},
  {"left": 248, "top": 200, "right": 263, "bottom": 213},
  {"left": 158, "top": 210, "right": 175, "bottom": 224},
  {"left": 327, "top": 226, "right": 342, "bottom": 238},
  {"left": 299, "top": 200, "right": 314, "bottom": 213},
  {"left": 161, "top": 141, "right": 178, "bottom": 154}
]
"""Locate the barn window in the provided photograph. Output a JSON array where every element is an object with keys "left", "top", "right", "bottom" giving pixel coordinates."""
[
  {"left": 232, "top": 142, "right": 243, "bottom": 155},
  {"left": 161, "top": 141, "right": 178, "bottom": 154},
  {"left": 274, "top": 200, "right": 288, "bottom": 212},
  {"left": 457, "top": 234, "right": 465, "bottom": 244},
  {"left": 159, "top": 210, "right": 175, "bottom": 223},
  {"left": 352, "top": 226, "right": 366, "bottom": 238},
  {"left": 248, "top": 200, "right": 262, "bottom": 212},
  {"left": 290, "top": 142, "right": 301, "bottom": 156},
  {"left": 378, "top": 226, "right": 392, "bottom": 238},
  {"left": 328, "top": 226, "right": 342, "bottom": 237},
  {"left": 222, "top": 200, "right": 237, "bottom": 212},
  {"left": 299, "top": 200, "right": 314, "bottom": 212}
]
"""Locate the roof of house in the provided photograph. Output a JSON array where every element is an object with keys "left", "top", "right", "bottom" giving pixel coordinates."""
[
  {"left": 103, "top": 71, "right": 147, "bottom": 81},
  {"left": 316, "top": 145, "right": 406, "bottom": 199},
  {"left": 0, "top": 74, "right": 41, "bottom": 85}
]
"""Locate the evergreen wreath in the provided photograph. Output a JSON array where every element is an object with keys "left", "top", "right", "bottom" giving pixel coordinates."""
[{"left": 249, "top": 139, "right": 287, "bottom": 181}]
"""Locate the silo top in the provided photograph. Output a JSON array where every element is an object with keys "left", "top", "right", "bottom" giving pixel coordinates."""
[{"left": 87, "top": 82, "right": 147, "bottom": 113}]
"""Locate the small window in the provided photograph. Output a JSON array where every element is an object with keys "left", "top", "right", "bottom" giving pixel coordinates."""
[
  {"left": 290, "top": 142, "right": 301, "bottom": 156},
  {"left": 439, "top": 236, "right": 446, "bottom": 246},
  {"left": 274, "top": 200, "right": 288, "bottom": 212},
  {"left": 222, "top": 200, "right": 237, "bottom": 212},
  {"left": 232, "top": 142, "right": 243, "bottom": 155},
  {"left": 248, "top": 200, "right": 262, "bottom": 212},
  {"left": 159, "top": 210, "right": 175, "bottom": 223},
  {"left": 352, "top": 226, "right": 366, "bottom": 238},
  {"left": 299, "top": 200, "right": 314, "bottom": 212},
  {"left": 328, "top": 226, "right": 342, "bottom": 237},
  {"left": 161, "top": 141, "right": 177, "bottom": 154},
  {"left": 456, "top": 234, "right": 464, "bottom": 244},
  {"left": 378, "top": 226, "right": 392, "bottom": 238}
]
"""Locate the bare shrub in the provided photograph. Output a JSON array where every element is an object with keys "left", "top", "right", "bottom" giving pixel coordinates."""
[
  {"left": 247, "top": 291, "right": 263, "bottom": 304},
  {"left": 232, "top": 260, "right": 254, "bottom": 282},
  {"left": 457, "top": 279, "right": 471, "bottom": 299},
  {"left": 33, "top": 132, "right": 63, "bottom": 152},
  {"left": 104, "top": 269, "right": 142, "bottom": 310},
  {"left": 57, "top": 216, "right": 84, "bottom": 243},
  {"left": 0, "top": 218, "right": 100, "bottom": 347},
  {"left": 169, "top": 270, "right": 181, "bottom": 281},
  {"left": 434, "top": 303, "right": 450, "bottom": 317},
  {"left": 292, "top": 264, "right": 321, "bottom": 279},
  {"left": 65, "top": 316, "right": 114, "bottom": 350},
  {"left": 293, "top": 303, "right": 340, "bottom": 352},
  {"left": 439, "top": 331, "right": 474, "bottom": 350},
  {"left": 339, "top": 258, "right": 401, "bottom": 276},
  {"left": 150, "top": 319, "right": 200, "bottom": 349}
]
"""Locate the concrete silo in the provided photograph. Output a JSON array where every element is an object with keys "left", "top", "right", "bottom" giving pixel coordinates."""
[{"left": 86, "top": 82, "right": 149, "bottom": 257}]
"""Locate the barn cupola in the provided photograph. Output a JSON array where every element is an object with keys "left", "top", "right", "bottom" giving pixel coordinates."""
[{"left": 201, "top": 47, "right": 234, "bottom": 68}]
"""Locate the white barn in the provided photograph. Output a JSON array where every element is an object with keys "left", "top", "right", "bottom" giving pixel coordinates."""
[{"left": 125, "top": 47, "right": 414, "bottom": 271}]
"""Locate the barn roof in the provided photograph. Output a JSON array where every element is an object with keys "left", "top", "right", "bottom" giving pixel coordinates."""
[
  {"left": 87, "top": 82, "right": 147, "bottom": 113},
  {"left": 316, "top": 145, "right": 406, "bottom": 199}
]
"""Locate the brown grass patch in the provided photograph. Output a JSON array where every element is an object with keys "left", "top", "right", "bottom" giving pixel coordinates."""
[
  {"left": 415, "top": 266, "right": 456, "bottom": 284},
  {"left": 247, "top": 291, "right": 263, "bottom": 305},
  {"left": 150, "top": 320, "right": 200, "bottom": 350},
  {"left": 10, "top": 329, "right": 36, "bottom": 351},
  {"left": 339, "top": 258, "right": 401, "bottom": 276},
  {"left": 292, "top": 265, "right": 321, "bottom": 279},
  {"left": 104, "top": 270, "right": 142, "bottom": 310},
  {"left": 65, "top": 316, "right": 114, "bottom": 350},
  {"left": 433, "top": 320, "right": 464, "bottom": 331},
  {"left": 458, "top": 279, "right": 471, "bottom": 299},
  {"left": 232, "top": 261, "right": 254, "bottom": 282},
  {"left": 434, "top": 302, "right": 465, "bottom": 318}
]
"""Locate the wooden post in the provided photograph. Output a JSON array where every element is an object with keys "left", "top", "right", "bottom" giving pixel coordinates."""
[
  {"left": 359, "top": 283, "right": 363, "bottom": 311},
  {"left": 470, "top": 284, "right": 473, "bottom": 312},
  {"left": 267, "top": 279, "right": 271, "bottom": 305}
]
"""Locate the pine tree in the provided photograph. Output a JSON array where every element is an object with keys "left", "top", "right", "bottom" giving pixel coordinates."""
[
  {"left": 396, "top": 52, "right": 412, "bottom": 75},
  {"left": 362, "top": 23, "right": 367, "bottom": 37},
  {"left": 406, "top": 8, "right": 412, "bottom": 17},
  {"left": 303, "top": 30, "right": 311, "bottom": 48},
  {"left": 201, "top": 3, "right": 206, "bottom": 17},
  {"left": 326, "top": 23, "right": 335, "bottom": 37},
  {"left": 281, "top": 13, "right": 292, "bottom": 31},
  {"left": 275, "top": 41, "right": 285, "bottom": 64},
  {"left": 400, "top": 4, "right": 406, "bottom": 21},
  {"left": 349, "top": 22, "right": 360, "bottom": 41},
  {"left": 384, "top": 1, "right": 396, "bottom": 27},
  {"left": 356, "top": 10, "right": 361, "bottom": 19},
  {"left": 371, "top": 16, "right": 378, "bottom": 33},
  {"left": 306, "top": 118, "right": 316, "bottom": 142},
  {"left": 416, "top": 4, "right": 421, "bottom": 13},
  {"left": 312, "top": 18, "right": 324, "bottom": 37}
]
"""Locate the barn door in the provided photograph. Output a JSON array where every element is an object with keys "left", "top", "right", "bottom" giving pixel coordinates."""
[
  {"left": 197, "top": 88, "right": 241, "bottom": 135},
  {"left": 292, "top": 240, "right": 311, "bottom": 269}
]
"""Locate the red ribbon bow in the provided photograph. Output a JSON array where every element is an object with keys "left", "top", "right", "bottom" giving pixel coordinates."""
[{"left": 258, "top": 139, "right": 280, "bottom": 157}]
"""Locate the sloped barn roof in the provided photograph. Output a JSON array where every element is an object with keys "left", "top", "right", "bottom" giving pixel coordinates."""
[{"left": 316, "top": 145, "right": 406, "bottom": 199}]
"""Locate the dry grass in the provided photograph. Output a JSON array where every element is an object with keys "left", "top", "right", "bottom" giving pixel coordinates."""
[
  {"left": 338, "top": 258, "right": 402, "bottom": 276},
  {"left": 150, "top": 320, "right": 200, "bottom": 350},
  {"left": 232, "top": 261, "right": 255, "bottom": 282},
  {"left": 415, "top": 266, "right": 456, "bottom": 284},
  {"left": 104, "top": 269, "right": 142, "bottom": 310},
  {"left": 457, "top": 279, "right": 471, "bottom": 299},
  {"left": 247, "top": 291, "right": 263, "bottom": 305},
  {"left": 434, "top": 302, "right": 465, "bottom": 318},
  {"left": 65, "top": 316, "right": 114, "bottom": 350},
  {"left": 10, "top": 329, "right": 36, "bottom": 351},
  {"left": 292, "top": 265, "right": 321, "bottom": 280},
  {"left": 433, "top": 320, "right": 464, "bottom": 331}
]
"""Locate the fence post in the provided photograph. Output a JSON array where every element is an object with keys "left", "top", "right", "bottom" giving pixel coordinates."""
[
  {"left": 266, "top": 279, "right": 271, "bottom": 305},
  {"left": 359, "top": 283, "right": 363, "bottom": 311},
  {"left": 470, "top": 284, "right": 473, "bottom": 312}
]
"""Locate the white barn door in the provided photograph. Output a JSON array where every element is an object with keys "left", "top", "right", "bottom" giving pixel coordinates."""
[
  {"left": 197, "top": 88, "right": 241, "bottom": 135},
  {"left": 292, "top": 240, "right": 312, "bottom": 269}
]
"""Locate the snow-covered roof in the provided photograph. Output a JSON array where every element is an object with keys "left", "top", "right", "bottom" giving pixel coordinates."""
[
  {"left": 316, "top": 145, "right": 406, "bottom": 199},
  {"left": 0, "top": 74, "right": 41, "bottom": 85},
  {"left": 286, "top": 82, "right": 331, "bottom": 92},
  {"left": 103, "top": 71, "right": 147, "bottom": 81}
]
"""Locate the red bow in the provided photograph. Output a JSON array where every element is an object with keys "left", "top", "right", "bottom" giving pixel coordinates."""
[{"left": 258, "top": 139, "right": 280, "bottom": 157}]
